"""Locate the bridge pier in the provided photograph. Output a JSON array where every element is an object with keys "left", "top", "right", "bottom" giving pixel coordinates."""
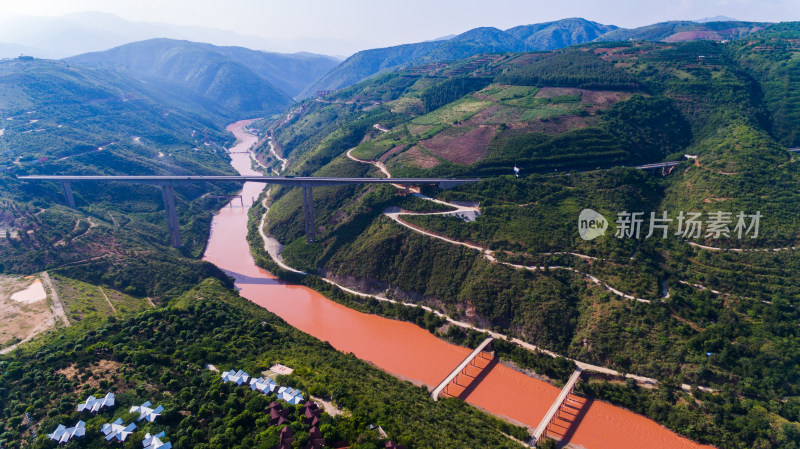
[
  {"left": 302, "top": 184, "right": 315, "bottom": 243},
  {"left": 61, "top": 181, "right": 76, "bottom": 208},
  {"left": 160, "top": 184, "right": 181, "bottom": 248}
]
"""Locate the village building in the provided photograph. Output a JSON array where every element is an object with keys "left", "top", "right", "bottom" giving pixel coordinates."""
[
  {"left": 269, "top": 363, "right": 294, "bottom": 375},
  {"left": 277, "top": 386, "right": 304, "bottom": 404},
  {"left": 249, "top": 376, "right": 278, "bottom": 394},
  {"left": 307, "top": 426, "right": 326, "bottom": 449}
]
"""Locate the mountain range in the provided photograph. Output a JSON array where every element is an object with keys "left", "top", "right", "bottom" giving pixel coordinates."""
[
  {"left": 0, "top": 11, "right": 358, "bottom": 58},
  {"left": 301, "top": 18, "right": 773, "bottom": 97},
  {"left": 67, "top": 39, "right": 339, "bottom": 118}
]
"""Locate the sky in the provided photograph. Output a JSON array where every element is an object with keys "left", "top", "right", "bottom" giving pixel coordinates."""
[{"left": 0, "top": 0, "right": 798, "bottom": 54}]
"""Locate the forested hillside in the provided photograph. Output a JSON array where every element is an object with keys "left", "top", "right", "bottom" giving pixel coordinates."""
[
  {"left": 301, "top": 18, "right": 773, "bottom": 97},
  {"left": 67, "top": 39, "right": 297, "bottom": 119},
  {"left": 0, "top": 279, "right": 528, "bottom": 449},
  {"left": 253, "top": 23, "right": 800, "bottom": 449},
  {"left": 300, "top": 18, "right": 618, "bottom": 97},
  {"left": 0, "top": 57, "right": 236, "bottom": 297}
]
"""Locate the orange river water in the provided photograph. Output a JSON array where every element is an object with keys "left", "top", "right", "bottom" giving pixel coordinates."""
[{"left": 203, "top": 120, "right": 715, "bottom": 449}]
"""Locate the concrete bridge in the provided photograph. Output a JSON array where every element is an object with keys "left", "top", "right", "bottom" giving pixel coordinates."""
[
  {"left": 634, "top": 161, "right": 681, "bottom": 174},
  {"left": 18, "top": 175, "right": 480, "bottom": 247}
]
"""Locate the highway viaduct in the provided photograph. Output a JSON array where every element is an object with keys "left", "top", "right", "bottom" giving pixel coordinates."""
[{"left": 17, "top": 175, "right": 480, "bottom": 247}]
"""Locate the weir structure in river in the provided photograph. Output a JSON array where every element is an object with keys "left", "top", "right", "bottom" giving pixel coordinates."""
[
  {"left": 533, "top": 368, "right": 585, "bottom": 444},
  {"left": 431, "top": 337, "right": 494, "bottom": 401},
  {"left": 19, "top": 175, "right": 479, "bottom": 246}
]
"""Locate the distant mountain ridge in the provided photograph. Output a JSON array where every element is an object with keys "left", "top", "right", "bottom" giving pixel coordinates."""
[
  {"left": 0, "top": 11, "right": 352, "bottom": 58},
  {"left": 600, "top": 20, "right": 771, "bottom": 42},
  {"left": 68, "top": 39, "right": 339, "bottom": 118},
  {"left": 300, "top": 18, "right": 616, "bottom": 97},
  {"left": 301, "top": 18, "right": 776, "bottom": 98}
]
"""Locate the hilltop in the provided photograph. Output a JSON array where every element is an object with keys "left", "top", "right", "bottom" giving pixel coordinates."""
[
  {"left": 67, "top": 39, "right": 339, "bottom": 118},
  {"left": 301, "top": 18, "right": 617, "bottom": 97}
]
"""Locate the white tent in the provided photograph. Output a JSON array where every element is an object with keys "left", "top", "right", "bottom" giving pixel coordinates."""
[
  {"left": 143, "top": 431, "right": 173, "bottom": 449},
  {"left": 101, "top": 418, "right": 136, "bottom": 442},
  {"left": 221, "top": 369, "right": 250, "bottom": 385},
  {"left": 48, "top": 420, "right": 86, "bottom": 444},
  {"left": 130, "top": 400, "right": 165, "bottom": 422},
  {"left": 76, "top": 392, "right": 115, "bottom": 412}
]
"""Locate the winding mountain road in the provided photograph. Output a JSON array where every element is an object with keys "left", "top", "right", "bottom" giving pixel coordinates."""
[{"left": 256, "top": 129, "right": 716, "bottom": 395}]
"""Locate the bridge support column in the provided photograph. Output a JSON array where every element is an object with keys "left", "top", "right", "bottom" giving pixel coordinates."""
[
  {"left": 160, "top": 184, "right": 181, "bottom": 248},
  {"left": 302, "top": 185, "right": 315, "bottom": 243},
  {"left": 61, "top": 181, "right": 76, "bottom": 208}
]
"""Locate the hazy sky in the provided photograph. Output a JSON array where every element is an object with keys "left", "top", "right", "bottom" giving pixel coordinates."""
[{"left": 1, "top": 0, "right": 798, "bottom": 53}]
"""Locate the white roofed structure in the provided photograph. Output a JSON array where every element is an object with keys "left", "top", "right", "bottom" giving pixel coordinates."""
[
  {"left": 48, "top": 421, "right": 86, "bottom": 444},
  {"left": 221, "top": 369, "right": 250, "bottom": 385},
  {"left": 143, "top": 431, "right": 173, "bottom": 449},
  {"left": 101, "top": 418, "right": 136, "bottom": 442},
  {"left": 76, "top": 392, "right": 115, "bottom": 412},
  {"left": 130, "top": 400, "right": 165, "bottom": 422},
  {"left": 279, "top": 387, "right": 304, "bottom": 404},
  {"left": 249, "top": 376, "right": 278, "bottom": 394}
]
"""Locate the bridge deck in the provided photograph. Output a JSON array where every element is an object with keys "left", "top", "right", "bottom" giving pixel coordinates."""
[
  {"left": 431, "top": 337, "right": 493, "bottom": 401},
  {"left": 17, "top": 175, "right": 481, "bottom": 187}
]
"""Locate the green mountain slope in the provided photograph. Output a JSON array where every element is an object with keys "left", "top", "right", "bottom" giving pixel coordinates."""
[
  {"left": 301, "top": 18, "right": 776, "bottom": 99},
  {"left": 300, "top": 18, "right": 618, "bottom": 98},
  {"left": 506, "top": 17, "right": 618, "bottom": 50},
  {"left": 598, "top": 20, "right": 772, "bottom": 43},
  {"left": 0, "top": 57, "right": 236, "bottom": 296},
  {"left": 67, "top": 39, "right": 304, "bottom": 118},
  {"left": 0, "top": 279, "right": 528, "bottom": 449},
  {"left": 253, "top": 25, "right": 800, "bottom": 449}
]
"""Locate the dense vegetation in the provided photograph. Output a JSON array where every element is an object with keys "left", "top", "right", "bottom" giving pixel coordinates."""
[
  {"left": 0, "top": 57, "right": 239, "bottom": 296},
  {"left": 0, "top": 279, "right": 528, "bottom": 449},
  {"left": 302, "top": 17, "right": 769, "bottom": 97}
]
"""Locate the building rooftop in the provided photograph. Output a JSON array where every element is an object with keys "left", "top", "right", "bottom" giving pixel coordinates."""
[
  {"left": 221, "top": 369, "right": 250, "bottom": 385},
  {"left": 101, "top": 418, "right": 136, "bottom": 442},
  {"left": 48, "top": 421, "right": 86, "bottom": 444},
  {"left": 76, "top": 392, "right": 115, "bottom": 413},
  {"left": 269, "top": 363, "right": 294, "bottom": 375},
  {"left": 143, "top": 431, "right": 173, "bottom": 449},
  {"left": 130, "top": 400, "right": 164, "bottom": 422}
]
